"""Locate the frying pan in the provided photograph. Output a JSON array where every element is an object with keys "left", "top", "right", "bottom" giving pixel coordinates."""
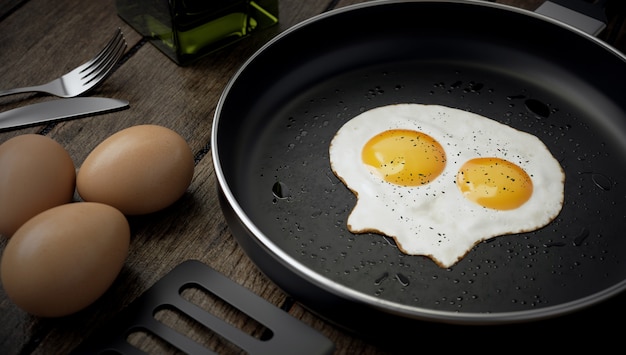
[{"left": 211, "top": 0, "right": 626, "bottom": 338}]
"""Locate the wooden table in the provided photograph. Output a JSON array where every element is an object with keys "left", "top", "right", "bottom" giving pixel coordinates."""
[{"left": 1, "top": 0, "right": 625, "bottom": 353}]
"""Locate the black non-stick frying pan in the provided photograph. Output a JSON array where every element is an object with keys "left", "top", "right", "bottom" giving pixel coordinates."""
[{"left": 212, "top": 0, "right": 626, "bottom": 339}]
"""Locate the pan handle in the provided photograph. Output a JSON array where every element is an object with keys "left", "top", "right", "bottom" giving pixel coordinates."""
[{"left": 535, "top": 0, "right": 607, "bottom": 36}]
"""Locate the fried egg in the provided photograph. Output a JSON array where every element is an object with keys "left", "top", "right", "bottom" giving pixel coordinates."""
[{"left": 329, "top": 103, "right": 564, "bottom": 268}]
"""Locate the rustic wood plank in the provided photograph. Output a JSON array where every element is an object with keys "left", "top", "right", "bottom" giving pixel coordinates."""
[{"left": 0, "top": 0, "right": 25, "bottom": 21}]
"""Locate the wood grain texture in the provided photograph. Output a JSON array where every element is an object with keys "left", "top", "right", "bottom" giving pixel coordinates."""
[{"left": 1, "top": 0, "right": 625, "bottom": 354}]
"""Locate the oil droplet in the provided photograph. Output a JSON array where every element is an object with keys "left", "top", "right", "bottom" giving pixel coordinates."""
[
  {"left": 464, "top": 82, "right": 484, "bottom": 93},
  {"left": 450, "top": 81, "right": 463, "bottom": 89},
  {"left": 375, "top": 272, "right": 389, "bottom": 285},
  {"left": 525, "top": 99, "right": 550, "bottom": 119},
  {"left": 544, "top": 241, "right": 566, "bottom": 247},
  {"left": 395, "top": 273, "right": 410, "bottom": 286},
  {"left": 591, "top": 173, "right": 612, "bottom": 191},
  {"left": 272, "top": 181, "right": 290, "bottom": 200},
  {"left": 383, "top": 236, "right": 397, "bottom": 247},
  {"left": 573, "top": 227, "right": 590, "bottom": 246}
]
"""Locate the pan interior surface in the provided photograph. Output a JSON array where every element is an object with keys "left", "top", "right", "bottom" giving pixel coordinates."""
[{"left": 214, "top": 1, "right": 626, "bottom": 323}]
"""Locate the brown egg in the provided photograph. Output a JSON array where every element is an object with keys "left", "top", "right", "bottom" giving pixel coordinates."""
[
  {"left": 0, "top": 134, "right": 76, "bottom": 237},
  {"left": 0, "top": 202, "right": 130, "bottom": 317},
  {"left": 76, "top": 125, "right": 195, "bottom": 215}
]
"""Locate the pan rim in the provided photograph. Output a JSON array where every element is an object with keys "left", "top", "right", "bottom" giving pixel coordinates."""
[{"left": 211, "top": 0, "right": 626, "bottom": 325}]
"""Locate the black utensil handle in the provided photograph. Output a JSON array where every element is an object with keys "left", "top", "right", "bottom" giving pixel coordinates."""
[
  {"left": 536, "top": 0, "right": 608, "bottom": 35},
  {"left": 71, "top": 260, "right": 335, "bottom": 355}
]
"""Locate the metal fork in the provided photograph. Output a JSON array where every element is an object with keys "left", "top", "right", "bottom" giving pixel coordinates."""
[{"left": 0, "top": 29, "right": 127, "bottom": 98}]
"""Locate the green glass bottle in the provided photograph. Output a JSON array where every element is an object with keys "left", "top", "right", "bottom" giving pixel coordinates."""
[{"left": 117, "top": 0, "right": 279, "bottom": 65}]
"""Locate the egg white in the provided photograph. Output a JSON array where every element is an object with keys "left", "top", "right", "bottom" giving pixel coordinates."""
[{"left": 329, "top": 103, "right": 565, "bottom": 268}]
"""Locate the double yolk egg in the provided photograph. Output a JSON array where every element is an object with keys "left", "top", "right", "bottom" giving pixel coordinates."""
[
  {"left": 362, "top": 129, "right": 533, "bottom": 211},
  {"left": 329, "top": 104, "right": 564, "bottom": 268}
]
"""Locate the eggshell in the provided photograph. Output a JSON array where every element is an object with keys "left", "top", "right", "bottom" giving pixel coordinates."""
[
  {"left": 76, "top": 125, "right": 194, "bottom": 215},
  {"left": 0, "top": 134, "right": 76, "bottom": 237},
  {"left": 0, "top": 202, "right": 130, "bottom": 317}
]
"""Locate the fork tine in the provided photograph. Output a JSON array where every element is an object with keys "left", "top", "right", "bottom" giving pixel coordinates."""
[
  {"left": 81, "top": 29, "right": 126, "bottom": 84},
  {"left": 0, "top": 28, "right": 128, "bottom": 98},
  {"left": 78, "top": 28, "right": 125, "bottom": 75},
  {"left": 83, "top": 35, "right": 126, "bottom": 81},
  {"left": 80, "top": 35, "right": 126, "bottom": 89}
]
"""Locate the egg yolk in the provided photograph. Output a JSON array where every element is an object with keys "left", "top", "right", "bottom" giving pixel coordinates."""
[
  {"left": 362, "top": 129, "right": 446, "bottom": 186},
  {"left": 456, "top": 157, "right": 533, "bottom": 210}
]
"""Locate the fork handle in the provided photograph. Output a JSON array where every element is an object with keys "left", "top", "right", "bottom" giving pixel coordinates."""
[{"left": 0, "top": 85, "right": 47, "bottom": 97}]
